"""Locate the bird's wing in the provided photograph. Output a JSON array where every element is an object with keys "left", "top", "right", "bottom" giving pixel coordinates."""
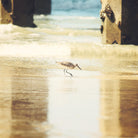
[{"left": 61, "top": 62, "right": 72, "bottom": 66}]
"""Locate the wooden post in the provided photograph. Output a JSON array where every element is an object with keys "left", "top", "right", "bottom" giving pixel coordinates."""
[
  {"left": 0, "top": 0, "right": 12, "bottom": 24},
  {"left": 0, "top": 0, "right": 36, "bottom": 27},
  {"left": 34, "top": 0, "right": 51, "bottom": 15},
  {"left": 100, "top": 0, "right": 138, "bottom": 45},
  {"left": 121, "top": 0, "right": 138, "bottom": 45},
  {"left": 12, "top": 0, "right": 36, "bottom": 27}
]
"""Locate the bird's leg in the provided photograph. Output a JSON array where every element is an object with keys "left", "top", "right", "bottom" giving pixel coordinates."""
[
  {"left": 63, "top": 69, "right": 66, "bottom": 75},
  {"left": 66, "top": 69, "right": 73, "bottom": 77}
]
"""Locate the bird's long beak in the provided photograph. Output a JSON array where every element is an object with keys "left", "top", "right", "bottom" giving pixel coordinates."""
[{"left": 77, "top": 65, "right": 82, "bottom": 70}]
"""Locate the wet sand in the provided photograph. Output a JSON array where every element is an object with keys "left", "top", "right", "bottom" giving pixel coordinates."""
[{"left": 0, "top": 57, "right": 138, "bottom": 138}]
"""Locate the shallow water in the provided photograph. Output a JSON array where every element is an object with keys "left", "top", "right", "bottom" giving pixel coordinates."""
[
  {"left": 0, "top": 60, "right": 138, "bottom": 138},
  {"left": 0, "top": 15, "right": 138, "bottom": 138}
]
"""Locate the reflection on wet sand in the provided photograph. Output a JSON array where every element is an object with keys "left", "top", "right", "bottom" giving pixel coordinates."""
[
  {"left": 100, "top": 77, "right": 138, "bottom": 138},
  {"left": 119, "top": 80, "right": 138, "bottom": 137},
  {"left": 0, "top": 62, "right": 138, "bottom": 138},
  {"left": 0, "top": 67, "right": 12, "bottom": 138},
  {"left": 0, "top": 66, "right": 49, "bottom": 138},
  {"left": 47, "top": 70, "right": 101, "bottom": 138}
]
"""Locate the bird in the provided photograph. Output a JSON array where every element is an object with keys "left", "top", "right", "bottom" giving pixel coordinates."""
[{"left": 56, "top": 61, "right": 81, "bottom": 77}]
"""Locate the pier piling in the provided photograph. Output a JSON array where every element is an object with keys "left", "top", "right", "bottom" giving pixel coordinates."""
[
  {"left": 100, "top": 0, "right": 138, "bottom": 45},
  {"left": 34, "top": 0, "right": 51, "bottom": 15},
  {"left": 0, "top": 0, "right": 36, "bottom": 27},
  {"left": 0, "top": 0, "right": 51, "bottom": 27}
]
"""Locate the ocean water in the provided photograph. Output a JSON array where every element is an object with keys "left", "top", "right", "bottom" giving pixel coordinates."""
[
  {"left": 0, "top": 1, "right": 138, "bottom": 138},
  {"left": 52, "top": 0, "right": 101, "bottom": 16},
  {"left": 0, "top": 13, "right": 138, "bottom": 70}
]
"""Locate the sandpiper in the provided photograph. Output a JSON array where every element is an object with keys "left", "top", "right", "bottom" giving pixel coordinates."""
[{"left": 56, "top": 61, "right": 81, "bottom": 76}]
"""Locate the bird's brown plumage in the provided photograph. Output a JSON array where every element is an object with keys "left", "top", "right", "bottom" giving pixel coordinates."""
[
  {"left": 59, "top": 62, "right": 76, "bottom": 69},
  {"left": 56, "top": 61, "right": 81, "bottom": 76}
]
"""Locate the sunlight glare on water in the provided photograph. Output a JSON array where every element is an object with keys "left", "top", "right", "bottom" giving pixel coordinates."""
[{"left": 48, "top": 72, "right": 100, "bottom": 138}]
